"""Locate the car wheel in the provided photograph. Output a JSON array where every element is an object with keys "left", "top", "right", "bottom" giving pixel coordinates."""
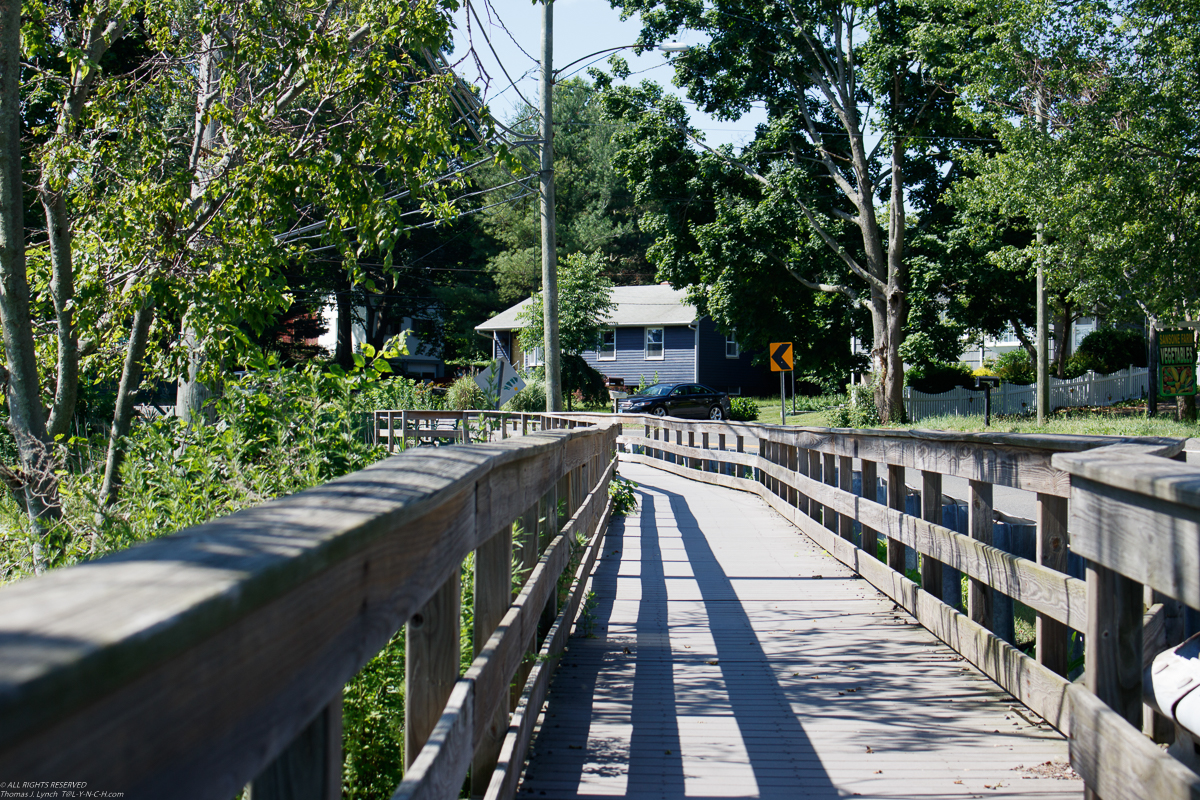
[
  {"left": 652, "top": 406, "right": 668, "bottom": 417},
  {"left": 709, "top": 405, "right": 724, "bottom": 421}
]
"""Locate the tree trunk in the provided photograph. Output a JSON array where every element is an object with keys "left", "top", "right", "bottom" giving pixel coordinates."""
[
  {"left": 1053, "top": 297, "right": 1073, "bottom": 377},
  {"left": 42, "top": 190, "right": 79, "bottom": 440},
  {"left": 334, "top": 277, "right": 354, "bottom": 369},
  {"left": 873, "top": 75, "right": 909, "bottom": 425},
  {"left": 100, "top": 298, "right": 156, "bottom": 508},
  {"left": 0, "top": 0, "right": 61, "bottom": 569},
  {"left": 176, "top": 314, "right": 214, "bottom": 425},
  {"left": 1178, "top": 394, "right": 1197, "bottom": 423}
]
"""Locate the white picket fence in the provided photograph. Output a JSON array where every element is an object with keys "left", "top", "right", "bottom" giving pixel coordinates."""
[{"left": 903, "top": 367, "right": 1148, "bottom": 421}]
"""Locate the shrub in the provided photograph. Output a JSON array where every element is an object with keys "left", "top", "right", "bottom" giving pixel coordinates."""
[
  {"left": 730, "top": 396, "right": 758, "bottom": 421},
  {"left": 446, "top": 375, "right": 486, "bottom": 410},
  {"left": 562, "top": 354, "right": 608, "bottom": 409},
  {"left": 904, "top": 361, "right": 973, "bottom": 393},
  {"left": 504, "top": 377, "right": 546, "bottom": 412},
  {"left": 829, "top": 382, "right": 882, "bottom": 427},
  {"left": 1075, "top": 328, "right": 1147, "bottom": 374},
  {"left": 993, "top": 349, "right": 1035, "bottom": 384}
]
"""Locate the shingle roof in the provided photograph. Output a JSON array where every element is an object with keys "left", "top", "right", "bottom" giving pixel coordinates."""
[{"left": 475, "top": 284, "right": 697, "bottom": 332}]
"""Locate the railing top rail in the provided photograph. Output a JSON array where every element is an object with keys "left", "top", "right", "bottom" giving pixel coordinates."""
[{"left": 0, "top": 423, "right": 614, "bottom": 795}]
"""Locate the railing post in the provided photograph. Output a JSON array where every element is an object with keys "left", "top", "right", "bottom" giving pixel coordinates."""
[
  {"left": 387, "top": 411, "right": 396, "bottom": 453},
  {"left": 701, "top": 431, "right": 709, "bottom": 472},
  {"left": 462, "top": 410, "right": 470, "bottom": 444},
  {"left": 860, "top": 460, "right": 879, "bottom": 559},
  {"left": 758, "top": 437, "right": 768, "bottom": 488},
  {"left": 717, "top": 432, "right": 726, "bottom": 476},
  {"left": 787, "top": 443, "right": 798, "bottom": 507},
  {"left": 404, "top": 571, "right": 461, "bottom": 768},
  {"left": 808, "top": 450, "right": 822, "bottom": 522},
  {"left": 886, "top": 464, "right": 907, "bottom": 574},
  {"left": 823, "top": 452, "right": 837, "bottom": 533},
  {"left": 795, "top": 445, "right": 809, "bottom": 516},
  {"left": 472, "top": 524, "right": 513, "bottom": 796},
  {"left": 736, "top": 434, "right": 745, "bottom": 479},
  {"left": 400, "top": 410, "right": 408, "bottom": 452},
  {"left": 249, "top": 697, "right": 342, "bottom": 800},
  {"left": 968, "top": 480, "right": 994, "bottom": 631},
  {"left": 1036, "top": 493, "right": 1070, "bottom": 677},
  {"left": 1085, "top": 562, "right": 1144, "bottom": 743},
  {"left": 688, "top": 430, "right": 696, "bottom": 470},
  {"left": 838, "top": 455, "right": 854, "bottom": 542},
  {"left": 920, "top": 471, "right": 943, "bottom": 598}
]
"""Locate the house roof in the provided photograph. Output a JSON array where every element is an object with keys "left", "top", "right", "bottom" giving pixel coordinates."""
[{"left": 475, "top": 284, "right": 697, "bottom": 332}]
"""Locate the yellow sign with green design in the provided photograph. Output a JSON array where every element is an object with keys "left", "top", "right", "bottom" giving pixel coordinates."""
[{"left": 1159, "top": 328, "right": 1197, "bottom": 397}]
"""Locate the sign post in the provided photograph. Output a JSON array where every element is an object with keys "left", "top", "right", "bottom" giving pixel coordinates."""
[
  {"left": 1159, "top": 328, "right": 1197, "bottom": 398},
  {"left": 770, "top": 342, "right": 793, "bottom": 425}
]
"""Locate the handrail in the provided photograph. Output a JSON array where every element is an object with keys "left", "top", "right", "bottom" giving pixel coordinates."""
[
  {"left": 599, "top": 412, "right": 1192, "bottom": 800},
  {"left": 0, "top": 419, "right": 619, "bottom": 800}
]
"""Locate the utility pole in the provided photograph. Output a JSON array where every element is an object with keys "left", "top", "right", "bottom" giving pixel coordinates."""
[
  {"left": 1035, "top": 88, "right": 1050, "bottom": 426},
  {"left": 539, "top": 0, "right": 562, "bottom": 412}
]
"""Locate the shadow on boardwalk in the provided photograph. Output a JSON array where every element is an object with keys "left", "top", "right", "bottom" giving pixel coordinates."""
[{"left": 518, "top": 464, "right": 1079, "bottom": 800}]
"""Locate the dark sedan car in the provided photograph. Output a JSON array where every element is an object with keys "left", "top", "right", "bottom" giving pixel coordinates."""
[{"left": 617, "top": 382, "right": 732, "bottom": 420}]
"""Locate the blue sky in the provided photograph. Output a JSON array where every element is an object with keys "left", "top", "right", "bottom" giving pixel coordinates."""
[{"left": 446, "top": 0, "right": 770, "bottom": 151}]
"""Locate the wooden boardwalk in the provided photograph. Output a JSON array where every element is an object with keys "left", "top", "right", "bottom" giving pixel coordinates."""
[{"left": 518, "top": 462, "right": 1082, "bottom": 800}]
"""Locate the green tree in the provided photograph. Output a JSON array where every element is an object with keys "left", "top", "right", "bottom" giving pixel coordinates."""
[
  {"left": 518, "top": 251, "right": 616, "bottom": 357},
  {"left": 484, "top": 78, "right": 654, "bottom": 303},
  {"left": 604, "top": 0, "right": 967, "bottom": 421}
]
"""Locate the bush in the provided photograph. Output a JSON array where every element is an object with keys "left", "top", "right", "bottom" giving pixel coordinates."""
[
  {"left": 904, "top": 361, "right": 973, "bottom": 393},
  {"left": 828, "top": 382, "right": 882, "bottom": 428},
  {"left": 562, "top": 354, "right": 608, "bottom": 409},
  {"left": 1075, "top": 328, "right": 1147, "bottom": 374},
  {"left": 730, "top": 396, "right": 758, "bottom": 421},
  {"left": 993, "top": 349, "right": 1036, "bottom": 384},
  {"left": 504, "top": 377, "right": 546, "bottom": 412},
  {"left": 446, "top": 375, "right": 486, "bottom": 410}
]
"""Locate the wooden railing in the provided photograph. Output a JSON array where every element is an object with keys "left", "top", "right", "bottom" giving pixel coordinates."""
[
  {"left": 372, "top": 409, "right": 584, "bottom": 449},
  {"left": 593, "top": 413, "right": 1198, "bottom": 800},
  {"left": 0, "top": 417, "right": 618, "bottom": 800}
]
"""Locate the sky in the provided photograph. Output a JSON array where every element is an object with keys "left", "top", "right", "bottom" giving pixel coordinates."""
[{"left": 445, "top": 0, "right": 770, "bottom": 151}]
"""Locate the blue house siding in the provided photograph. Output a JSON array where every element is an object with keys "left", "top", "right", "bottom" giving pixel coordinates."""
[
  {"left": 696, "top": 318, "right": 774, "bottom": 395},
  {"left": 580, "top": 325, "right": 695, "bottom": 386}
]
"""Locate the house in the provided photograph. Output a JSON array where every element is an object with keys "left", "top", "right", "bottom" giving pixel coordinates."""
[
  {"left": 318, "top": 301, "right": 446, "bottom": 379},
  {"left": 475, "top": 284, "right": 774, "bottom": 395}
]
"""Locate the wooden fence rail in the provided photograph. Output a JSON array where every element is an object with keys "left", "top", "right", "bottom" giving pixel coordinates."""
[
  {"left": 553, "top": 411, "right": 1196, "bottom": 800},
  {"left": 0, "top": 416, "right": 618, "bottom": 800}
]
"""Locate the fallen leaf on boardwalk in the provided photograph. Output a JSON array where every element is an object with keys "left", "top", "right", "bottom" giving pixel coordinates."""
[
  {"left": 665, "top": 750, "right": 672, "bottom": 755},
  {"left": 568, "top": 745, "right": 582, "bottom": 750},
  {"left": 865, "top": 746, "right": 873, "bottom": 753},
  {"left": 622, "top": 647, "right": 631, "bottom": 654},
  {"left": 954, "top": 781, "right": 963, "bottom": 785},
  {"left": 706, "top": 660, "right": 719, "bottom": 665},
  {"left": 813, "top": 575, "right": 824, "bottom": 579},
  {"left": 874, "top": 770, "right": 882, "bottom": 774}
]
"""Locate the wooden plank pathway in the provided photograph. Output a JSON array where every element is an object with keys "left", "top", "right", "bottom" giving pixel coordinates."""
[{"left": 517, "top": 462, "right": 1082, "bottom": 800}]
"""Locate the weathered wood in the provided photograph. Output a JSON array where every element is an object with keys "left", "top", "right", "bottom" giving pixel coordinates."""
[
  {"left": 838, "top": 455, "right": 854, "bottom": 541},
  {"left": 394, "top": 681, "right": 475, "bottom": 800},
  {"left": 1068, "top": 682, "right": 1200, "bottom": 800},
  {"left": 969, "top": 479, "right": 994, "bottom": 632},
  {"left": 639, "top": 441, "right": 1089, "bottom": 631},
  {"left": 809, "top": 450, "right": 823, "bottom": 523},
  {"left": 1086, "top": 563, "right": 1143, "bottom": 727},
  {"left": 823, "top": 452, "right": 838, "bottom": 533},
  {"left": 887, "top": 464, "right": 907, "bottom": 574},
  {"left": 1068, "top": 475, "right": 1200, "bottom": 609},
  {"left": 920, "top": 471, "right": 943, "bottom": 598},
  {"left": 472, "top": 524, "right": 513, "bottom": 796},
  {"left": 746, "top": 473, "right": 1075, "bottom": 734},
  {"left": 0, "top": 425, "right": 613, "bottom": 797},
  {"left": 1037, "top": 493, "right": 1071, "bottom": 677},
  {"left": 861, "top": 459, "right": 879, "bottom": 559},
  {"left": 406, "top": 572, "right": 462, "bottom": 769},
  {"left": 249, "top": 697, "right": 341, "bottom": 800}
]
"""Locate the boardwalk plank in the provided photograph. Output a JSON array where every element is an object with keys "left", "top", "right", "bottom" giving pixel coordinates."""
[{"left": 519, "top": 463, "right": 1081, "bottom": 800}]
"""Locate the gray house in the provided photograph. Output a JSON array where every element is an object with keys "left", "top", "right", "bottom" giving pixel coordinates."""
[{"left": 475, "top": 284, "right": 773, "bottom": 395}]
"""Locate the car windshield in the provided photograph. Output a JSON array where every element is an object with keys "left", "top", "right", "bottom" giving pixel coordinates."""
[{"left": 640, "top": 384, "right": 674, "bottom": 397}]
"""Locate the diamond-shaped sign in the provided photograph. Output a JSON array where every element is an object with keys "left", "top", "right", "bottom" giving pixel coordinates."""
[{"left": 475, "top": 358, "right": 526, "bottom": 409}]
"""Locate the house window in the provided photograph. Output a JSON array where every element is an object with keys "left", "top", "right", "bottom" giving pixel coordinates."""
[
  {"left": 725, "top": 333, "right": 739, "bottom": 359},
  {"left": 599, "top": 329, "right": 616, "bottom": 361},
  {"left": 645, "top": 327, "right": 664, "bottom": 360},
  {"left": 525, "top": 345, "right": 544, "bottom": 368}
]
